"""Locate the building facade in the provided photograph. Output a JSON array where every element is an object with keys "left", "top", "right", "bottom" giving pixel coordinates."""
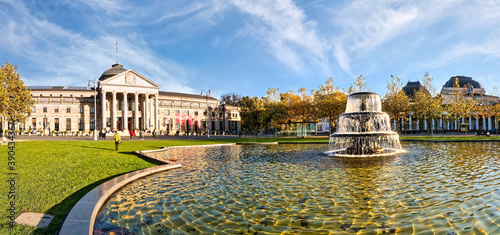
[
  {"left": 399, "top": 76, "right": 500, "bottom": 132},
  {"left": 9, "top": 63, "right": 241, "bottom": 135}
]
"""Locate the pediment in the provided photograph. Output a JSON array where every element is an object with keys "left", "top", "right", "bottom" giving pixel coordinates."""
[{"left": 100, "top": 70, "right": 161, "bottom": 89}]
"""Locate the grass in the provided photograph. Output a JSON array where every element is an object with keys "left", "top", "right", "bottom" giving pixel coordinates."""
[
  {"left": 0, "top": 137, "right": 329, "bottom": 234},
  {"left": 1, "top": 135, "right": 497, "bottom": 234}
]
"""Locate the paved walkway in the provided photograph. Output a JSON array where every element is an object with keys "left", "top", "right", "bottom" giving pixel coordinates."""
[{"left": 5, "top": 133, "right": 241, "bottom": 141}]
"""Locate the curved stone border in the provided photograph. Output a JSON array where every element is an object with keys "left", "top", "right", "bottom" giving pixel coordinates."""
[
  {"left": 236, "top": 142, "right": 278, "bottom": 145},
  {"left": 59, "top": 163, "right": 181, "bottom": 235}
]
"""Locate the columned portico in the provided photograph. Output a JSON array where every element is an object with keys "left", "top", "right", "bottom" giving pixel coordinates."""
[
  {"left": 112, "top": 91, "right": 117, "bottom": 130},
  {"left": 134, "top": 92, "right": 139, "bottom": 131},
  {"left": 123, "top": 91, "right": 128, "bottom": 131}
]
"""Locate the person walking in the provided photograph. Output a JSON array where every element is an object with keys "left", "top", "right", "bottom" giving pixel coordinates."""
[{"left": 114, "top": 130, "right": 121, "bottom": 151}]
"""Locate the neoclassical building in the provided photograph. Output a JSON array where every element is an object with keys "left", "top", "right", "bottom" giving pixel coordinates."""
[
  {"left": 399, "top": 76, "right": 500, "bottom": 132},
  {"left": 19, "top": 63, "right": 241, "bottom": 135}
]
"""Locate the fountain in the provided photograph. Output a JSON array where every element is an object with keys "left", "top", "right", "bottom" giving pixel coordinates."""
[{"left": 327, "top": 92, "right": 404, "bottom": 157}]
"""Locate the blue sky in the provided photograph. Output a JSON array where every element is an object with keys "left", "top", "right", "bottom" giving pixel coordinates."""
[{"left": 1, "top": 0, "right": 500, "bottom": 99}]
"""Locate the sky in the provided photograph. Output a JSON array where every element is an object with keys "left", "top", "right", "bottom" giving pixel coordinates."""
[{"left": 1, "top": 0, "right": 500, "bottom": 99}]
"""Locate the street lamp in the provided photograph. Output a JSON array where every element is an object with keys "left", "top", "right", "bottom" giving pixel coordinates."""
[
  {"left": 201, "top": 89, "right": 211, "bottom": 138},
  {"left": 88, "top": 78, "right": 98, "bottom": 141}
]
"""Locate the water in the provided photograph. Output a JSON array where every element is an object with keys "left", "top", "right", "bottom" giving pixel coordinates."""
[{"left": 94, "top": 143, "right": 500, "bottom": 234}]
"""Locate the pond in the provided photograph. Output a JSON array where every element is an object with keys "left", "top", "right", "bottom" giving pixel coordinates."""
[{"left": 94, "top": 142, "right": 500, "bottom": 234}]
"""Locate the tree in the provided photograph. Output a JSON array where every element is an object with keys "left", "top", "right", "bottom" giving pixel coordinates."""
[
  {"left": 220, "top": 93, "right": 242, "bottom": 106},
  {"left": 412, "top": 72, "right": 442, "bottom": 135},
  {"left": 260, "top": 88, "right": 288, "bottom": 135},
  {"left": 348, "top": 75, "right": 369, "bottom": 94},
  {"left": 239, "top": 96, "right": 265, "bottom": 134},
  {"left": 445, "top": 77, "right": 473, "bottom": 135},
  {"left": 382, "top": 75, "right": 410, "bottom": 132},
  {"left": 0, "top": 63, "right": 34, "bottom": 128},
  {"left": 313, "top": 77, "right": 347, "bottom": 134}
]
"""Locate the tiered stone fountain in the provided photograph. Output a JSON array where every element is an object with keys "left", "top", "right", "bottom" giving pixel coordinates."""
[{"left": 327, "top": 92, "right": 404, "bottom": 157}]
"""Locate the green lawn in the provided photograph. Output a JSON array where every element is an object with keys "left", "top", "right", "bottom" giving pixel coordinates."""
[{"left": 0, "top": 137, "right": 327, "bottom": 234}]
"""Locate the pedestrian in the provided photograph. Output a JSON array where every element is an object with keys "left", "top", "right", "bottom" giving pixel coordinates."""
[
  {"left": 129, "top": 130, "right": 133, "bottom": 141},
  {"left": 153, "top": 129, "right": 157, "bottom": 139},
  {"left": 114, "top": 130, "right": 121, "bottom": 151},
  {"left": 139, "top": 131, "right": 144, "bottom": 140},
  {"left": 239, "top": 130, "right": 242, "bottom": 138}
]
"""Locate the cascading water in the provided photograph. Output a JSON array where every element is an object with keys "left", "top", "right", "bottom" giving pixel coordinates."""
[{"left": 326, "top": 92, "right": 405, "bottom": 157}]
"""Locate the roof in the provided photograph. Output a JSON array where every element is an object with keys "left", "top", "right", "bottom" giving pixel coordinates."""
[
  {"left": 28, "top": 86, "right": 94, "bottom": 91},
  {"left": 159, "top": 91, "right": 219, "bottom": 101},
  {"left": 443, "top": 76, "right": 482, "bottom": 88},
  {"left": 99, "top": 63, "right": 127, "bottom": 81},
  {"left": 402, "top": 81, "right": 429, "bottom": 98}
]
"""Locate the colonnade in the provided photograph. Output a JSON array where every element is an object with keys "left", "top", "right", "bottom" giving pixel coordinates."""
[
  {"left": 100, "top": 90, "right": 159, "bottom": 131},
  {"left": 395, "top": 114, "right": 499, "bottom": 131}
]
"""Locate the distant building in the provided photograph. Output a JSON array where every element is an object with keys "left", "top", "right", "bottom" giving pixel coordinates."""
[
  {"left": 8, "top": 63, "right": 241, "bottom": 135},
  {"left": 399, "top": 76, "right": 500, "bottom": 132}
]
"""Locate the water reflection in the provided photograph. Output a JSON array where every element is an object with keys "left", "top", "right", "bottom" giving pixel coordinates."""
[{"left": 94, "top": 142, "right": 500, "bottom": 234}]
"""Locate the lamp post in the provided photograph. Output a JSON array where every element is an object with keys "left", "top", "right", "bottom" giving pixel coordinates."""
[
  {"left": 201, "top": 89, "right": 211, "bottom": 138},
  {"left": 88, "top": 78, "right": 98, "bottom": 141}
]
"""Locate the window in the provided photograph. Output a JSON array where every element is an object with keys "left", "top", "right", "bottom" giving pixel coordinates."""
[
  {"left": 90, "top": 107, "right": 95, "bottom": 114},
  {"left": 32, "top": 106, "right": 36, "bottom": 113},
  {"left": 176, "top": 110, "right": 180, "bottom": 114},
  {"left": 78, "top": 118, "right": 83, "bottom": 131},
  {"left": 79, "top": 107, "right": 84, "bottom": 113},
  {"left": 186, "top": 111, "right": 190, "bottom": 115},
  {"left": 194, "top": 111, "right": 198, "bottom": 116},
  {"left": 66, "top": 118, "right": 71, "bottom": 131},
  {"left": 66, "top": 107, "right": 71, "bottom": 113},
  {"left": 106, "top": 118, "right": 110, "bottom": 128},
  {"left": 165, "top": 110, "right": 170, "bottom": 115},
  {"left": 32, "top": 118, "right": 36, "bottom": 130},
  {"left": 54, "top": 118, "right": 59, "bottom": 131},
  {"left": 90, "top": 118, "right": 95, "bottom": 131},
  {"left": 55, "top": 107, "right": 59, "bottom": 113},
  {"left": 52, "top": 98, "right": 61, "bottom": 102},
  {"left": 175, "top": 123, "right": 180, "bottom": 130},
  {"left": 43, "top": 107, "right": 47, "bottom": 113}
]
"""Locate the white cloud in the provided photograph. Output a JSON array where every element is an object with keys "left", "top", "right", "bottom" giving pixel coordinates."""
[{"left": 229, "top": 0, "right": 329, "bottom": 73}]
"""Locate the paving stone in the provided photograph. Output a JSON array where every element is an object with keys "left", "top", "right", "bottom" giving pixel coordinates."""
[{"left": 15, "top": 212, "right": 54, "bottom": 228}]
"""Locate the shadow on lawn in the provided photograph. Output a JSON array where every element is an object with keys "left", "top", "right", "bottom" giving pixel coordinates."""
[{"left": 32, "top": 151, "right": 162, "bottom": 235}]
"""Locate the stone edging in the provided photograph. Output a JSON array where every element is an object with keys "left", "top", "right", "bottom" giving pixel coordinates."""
[
  {"left": 400, "top": 139, "right": 500, "bottom": 142},
  {"left": 59, "top": 163, "right": 181, "bottom": 235}
]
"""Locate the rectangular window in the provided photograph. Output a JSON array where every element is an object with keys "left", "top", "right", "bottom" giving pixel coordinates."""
[
  {"left": 90, "top": 118, "right": 95, "bottom": 131},
  {"left": 176, "top": 110, "right": 180, "bottom": 114},
  {"left": 90, "top": 107, "right": 95, "bottom": 114},
  {"left": 165, "top": 110, "right": 170, "bottom": 115},
  {"left": 66, "top": 107, "right": 71, "bottom": 113},
  {"left": 52, "top": 98, "right": 61, "bottom": 102},
  {"left": 41, "top": 97, "right": 49, "bottom": 102},
  {"left": 78, "top": 118, "right": 84, "bottom": 131},
  {"left": 54, "top": 118, "right": 59, "bottom": 131},
  {"left": 43, "top": 107, "right": 47, "bottom": 113},
  {"left": 32, "top": 118, "right": 36, "bottom": 130},
  {"left": 32, "top": 106, "right": 36, "bottom": 113},
  {"left": 186, "top": 110, "right": 190, "bottom": 115},
  {"left": 66, "top": 118, "right": 71, "bottom": 131},
  {"left": 194, "top": 111, "right": 198, "bottom": 116},
  {"left": 64, "top": 98, "right": 73, "bottom": 102},
  {"left": 55, "top": 107, "right": 59, "bottom": 113},
  {"left": 79, "top": 107, "right": 84, "bottom": 113}
]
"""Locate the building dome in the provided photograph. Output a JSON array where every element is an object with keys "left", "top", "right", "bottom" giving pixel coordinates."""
[
  {"left": 402, "top": 81, "right": 429, "bottom": 98},
  {"left": 99, "top": 63, "right": 127, "bottom": 81},
  {"left": 443, "top": 76, "right": 482, "bottom": 89}
]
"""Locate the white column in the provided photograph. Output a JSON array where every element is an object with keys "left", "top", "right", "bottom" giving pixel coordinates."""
[
  {"left": 409, "top": 115, "right": 412, "bottom": 130},
  {"left": 134, "top": 93, "right": 139, "bottom": 131},
  {"left": 393, "top": 119, "right": 396, "bottom": 131},
  {"left": 401, "top": 118, "right": 404, "bottom": 131},
  {"left": 469, "top": 116, "right": 472, "bottom": 130},
  {"left": 123, "top": 91, "right": 128, "bottom": 131},
  {"left": 483, "top": 117, "right": 487, "bottom": 130},
  {"left": 154, "top": 94, "right": 159, "bottom": 130},
  {"left": 432, "top": 119, "right": 435, "bottom": 130},
  {"left": 439, "top": 117, "right": 442, "bottom": 130},
  {"left": 424, "top": 118, "right": 427, "bottom": 130},
  {"left": 111, "top": 91, "right": 117, "bottom": 130},
  {"left": 101, "top": 90, "right": 106, "bottom": 131},
  {"left": 416, "top": 120, "right": 419, "bottom": 131},
  {"left": 145, "top": 93, "right": 149, "bottom": 130},
  {"left": 455, "top": 119, "right": 457, "bottom": 130},
  {"left": 488, "top": 117, "right": 492, "bottom": 130},
  {"left": 496, "top": 116, "right": 498, "bottom": 130},
  {"left": 476, "top": 117, "right": 479, "bottom": 130}
]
